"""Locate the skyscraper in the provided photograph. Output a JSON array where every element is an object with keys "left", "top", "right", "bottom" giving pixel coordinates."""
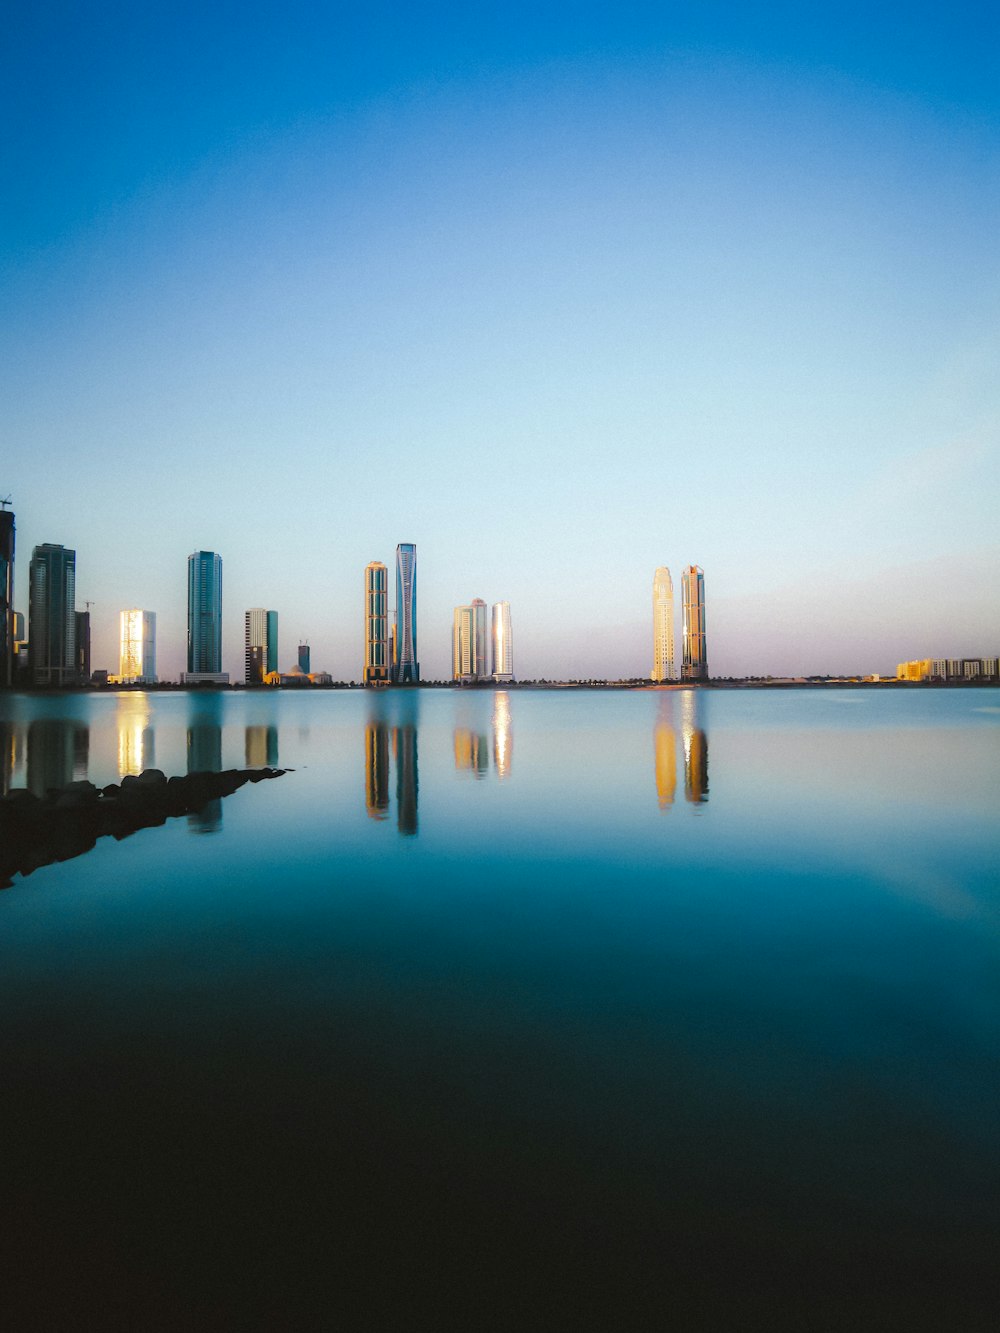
[
  {"left": 394, "top": 543, "right": 419, "bottom": 683},
  {"left": 75, "top": 609, "right": 91, "bottom": 684},
  {"left": 187, "top": 551, "right": 223, "bottom": 676},
  {"left": 681, "top": 565, "right": 708, "bottom": 682},
  {"left": 0, "top": 503, "right": 13, "bottom": 689},
  {"left": 245, "top": 608, "right": 276, "bottom": 684},
  {"left": 651, "top": 567, "right": 675, "bottom": 682},
  {"left": 28, "top": 544, "right": 76, "bottom": 687},
  {"left": 119, "top": 610, "right": 157, "bottom": 683},
  {"left": 452, "top": 599, "right": 488, "bottom": 682},
  {"left": 492, "top": 601, "right": 514, "bottom": 682},
  {"left": 298, "top": 642, "right": 311, "bottom": 674},
  {"left": 364, "top": 561, "right": 388, "bottom": 686}
]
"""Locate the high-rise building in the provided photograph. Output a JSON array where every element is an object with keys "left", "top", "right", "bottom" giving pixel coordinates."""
[
  {"left": 75, "top": 610, "right": 91, "bottom": 683},
  {"left": 0, "top": 503, "right": 13, "bottom": 689},
  {"left": 681, "top": 565, "right": 708, "bottom": 682},
  {"left": 364, "top": 562, "right": 389, "bottom": 686},
  {"left": 453, "top": 599, "right": 488, "bottom": 682},
  {"left": 298, "top": 642, "right": 311, "bottom": 674},
  {"left": 492, "top": 601, "right": 513, "bottom": 682},
  {"left": 187, "top": 551, "right": 223, "bottom": 676},
  {"left": 28, "top": 543, "right": 77, "bottom": 687},
  {"left": 245, "top": 608, "right": 276, "bottom": 684},
  {"left": 651, "top": 568, "right": 674, "bottom": 682},
  {"left": 119, "top": 610, "right": 157, "bottom": 683},
  {"left": 394, "top": 543, "right": 419, "bottom": 683}
]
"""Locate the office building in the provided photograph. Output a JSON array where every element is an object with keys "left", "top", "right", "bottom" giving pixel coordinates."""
[
  {"left": 0, "top": 503, "right": 13, "bottom": 688},
  {"left": 186, "top": 551, "right": 225, "bottom": 682},
  {"left": 29, "top": 543, "right": 77, "bottom": 687},
  {"left": 245, "top": 608, "right": 277, "bottom": 685},
  {"left": 364, "top": 561, "right": 389, "bottom": 685},
  {"left": 651, "top": 567, "right": 675, "bottom": 682},
  {"left": 119, "top": 610, "right": 157, "bottom": 683},
  {"left": 492, "top": 601, "right": 514, "bottom": 682},
  {"left": 681, "top": 565, "right": 708, "bottom": 682},
  {"left": 298, "top": 642, "right": 311, "bottom": 674},
  {"left": 453, "top": 599, "right": 488, "bottom": 682},
  {"left": 75, "top": 610, "right": 91, "bottom": 683},
  {"left": 394, "top": 543, "right": 419, "bottom": 683}
]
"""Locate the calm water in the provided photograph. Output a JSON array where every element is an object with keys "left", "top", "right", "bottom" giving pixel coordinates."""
[{"left": 1, "top": 687, "right": 997, "bottom": 1329}]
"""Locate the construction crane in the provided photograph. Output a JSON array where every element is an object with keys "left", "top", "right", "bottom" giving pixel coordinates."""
[{"left": 0, "top": 495, "right": 11, "bottom": 510}]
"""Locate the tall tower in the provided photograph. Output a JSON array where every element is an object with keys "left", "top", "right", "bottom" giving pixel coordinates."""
[
  {"left": 28, "top": 544, "right": 77, "bottom": 687},
  {"left": 266, "top": 611, "right": 279, "bottom": 675},
  {"left": 652, "top": 567, "right": 674, "bottom": 682},
  {"left": 394, "top": 543, "right": 419, "bottom": 684},
  {"left": 245, "top": 608, "right": 269, "bottom": 683},
  {"left": 120, "top": 610, "right": 157, "bottom": 682},
  {"left": 492, "top": 601, "right": 513, "bottom": 682},
  {"left": 75, "top": 610, "right": 91, "bottom": 683},
  {"left": 452, "top": 599, "right": 488, "bottom": 682},
  {"left": 187, "top": 551, "right": 223, "bottom": 675},
  {"left": 364, "top": 562, "right": 388, "bottom": 686},
  {"left": 681, "top": 565, "right": 708, "bottom": 682},
  {"left": 0, "top": 502, "right": 14, "bottom": 688}
]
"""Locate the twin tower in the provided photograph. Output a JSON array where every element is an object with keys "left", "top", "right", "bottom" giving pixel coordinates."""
[
  {"left": 652, "top": 565, "right": 708, "bottom": 683},
  {"left": 364, "top": 545, "right": 418, "bottom": 685}
]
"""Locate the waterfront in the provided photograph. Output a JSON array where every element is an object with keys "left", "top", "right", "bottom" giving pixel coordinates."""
[{"left": 0, "top": 688, "right": 997, "bottom": 1328}]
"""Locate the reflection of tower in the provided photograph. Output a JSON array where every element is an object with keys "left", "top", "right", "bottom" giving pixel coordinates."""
[
  {"left": 364, "top": 721, "right": 390, "bottom": 819},
  {"left": 652, "top": 568, "right": 675, "bottom": 682},
  {"left": 27, "top": 718, "right": 89, "bottom": 796},
  {"left": 245, "top": 725, "right": 278, "bottom": 768},
  {"left": 0, "top": 503, "right": 13, "bottom": 689},
  {"left": 492, "top": 690, "right": 513, "bottom": 779},
  {"left": 394, "top": 543, "right": 419, "bottom": 684},
  {"left": 29, "top": 544, "right": 77, "bottom": 687},
  {"left": 681, "top": 565, "right": 708, "bottom": 682},
  {"left": 0, "top": 719, "right": 24, "bottom": 795},
  {"left": 187, "top": 698, "right": 223, "bottom": 833},
  {"left": 653, "top": 697, "right": 677, "bottom": 810},
  {"left": 453, "top": 728, "right": 488, "bottom": 778},
  {"left": 681, "top": 691, "right": 709, "bottom": 805},
  {"left": 364, "top": 562, "right": 388, "bottom": 686},
  {"left": 117, "top": 694, "right": 155, "bottom": 777},
  {"left": 394, "top": 722, "right": 419, "bottom": 835}
]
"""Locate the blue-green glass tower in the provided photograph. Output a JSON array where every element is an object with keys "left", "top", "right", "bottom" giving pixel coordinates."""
[
  {"left": 187, "top": 551, "right": 223, "bottom": 674},
  {"left": 394, "top": 543, "right": 419, "bottom": 684}
]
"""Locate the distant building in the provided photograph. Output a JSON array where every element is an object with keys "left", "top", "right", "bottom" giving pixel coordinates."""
[
  {"left": 651, "top": 567, "right": 674, "bottom": 682},
  {"left": 29, "top": 543, "right": 77, "bottom": 687},
  {"left": 0, "top": 504, "right": 13, "bottom": 688},
  {"left": 119, "top": 610, "right": 157, "bottom": 683},
  {"left": 188, "top": 551, "right": 222, "bottom": 675},
  {"left": 492, "top": 601, "right": 514, "bottom": 682},
  {"left": 12, "top": 611, "right": 28, "bottom": 683},
  {"left": 75, "top": 610, "right": 91, "bottom": 683},
  {"left": 681, "top": 565, "right": 708, "bottom": 682},
  {"left": 298, "top": 642, "right": 311, "bottom": 674},
  {"left": 364, "top": 561, "right": 388, "bottom": 685},
  {"left": 394, "top": 543, "right": 419, "bottom": 683},
  {"left": 453, "top": 599, "right": 488, "bottom": 682},
  {"left": 245, "top": 608, "right": 277, "bottom": 685},
  {"left": 896, "top": 658, "right": 997, "bottom": 681}
]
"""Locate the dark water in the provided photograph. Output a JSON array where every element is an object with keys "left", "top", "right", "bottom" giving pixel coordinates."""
[{"left": 0, "top": 688, "right": 997, "bottom": 1329}]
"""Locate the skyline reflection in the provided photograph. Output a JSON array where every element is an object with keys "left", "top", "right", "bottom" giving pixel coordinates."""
[
  {"left": 681, "top": 690, "right": 709, "bottom": 805},
  {"left": 653, "top": 696, "right": 677, "bottom": 811},
  {"left": 187, "top": 697, "right": 223, "bottom": 834},
  {"left": 453, "top": 728, "right": 489, "bottom": 779},
  {"left": 492, "top": 691, "right": 513, "bottom": 779},
  {"left": 364, "top": 720, "right": 390, "bottom": 821},
  {"left": 117, "top": 693, "right": 155, "bottom": 777}
]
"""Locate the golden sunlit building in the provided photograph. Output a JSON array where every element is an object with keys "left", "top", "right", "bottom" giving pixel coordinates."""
[
  {"left": 364, "top": 562, "right": 389, "bottom": 686},
  {"left": 118, "top": 609, "right": 157, "bottom": 683},
  {"left": 453, "top": 599, "right": 489, "bottom": 682},
  {"left": 681, "top": 566, "right": 708, "bottom": 683},
  {"left": 651, "top": 567, "right": 675, "bottom": 682}
]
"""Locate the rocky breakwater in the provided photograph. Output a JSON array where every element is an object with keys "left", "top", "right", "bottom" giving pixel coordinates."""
[{"left": 0, "top": 767, "right": 288, "bottom": 889}]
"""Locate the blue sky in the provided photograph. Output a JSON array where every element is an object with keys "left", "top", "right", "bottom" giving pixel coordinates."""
[{"left": 3, "top": 2, "right": 998, "bottom": 680}]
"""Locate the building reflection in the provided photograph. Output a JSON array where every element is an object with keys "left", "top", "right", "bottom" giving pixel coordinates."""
[
  {"left": 394, "top": 721, "right": 418, "bottom": 836},
  {"left": 492, "top": 691, "right": 513, "bottom": 780},
  {"left": 117, "top": 693, "right": 155, "bottom": 777},
  {"left": 653, "top": 697, "right": 677, "bottom": 811},
  {"left": 187, "top": 697, "right": 223, "bottom": 833},
  {"left": 681, "top": 690, "right": 709, "bottom": 805},
  {"left": 364, "top": 720, "right": 390, "bottom": 820},
  {"left": 0, "top": 720, "right": 24, "bottom": 796},
  {"left": 245, "top": 724, "right": 278, "bottom": 769},
  {"left": 453, "top": 728, "right": 489, "bottom": 778},
  {"left": 26, "top": 718, "right": 89, "bottom": 797}
]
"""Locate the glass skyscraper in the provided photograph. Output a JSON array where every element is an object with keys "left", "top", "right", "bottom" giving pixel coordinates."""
[
  {"left": 492, "top": 601, "right": 514, "bottom": 682},
  {"left": 119, "top": 610, "right": 157, "bottom": 683},
  {"left": 245, "top": 607, "right": 277, "bottom": 684},
  {"left": 28, "top": 543, "right": 77, "bottom": 687},
  {"left": 0, "top": 505, "right": 14, "bottom": 689},
  {"left": 394, "top": 543, "right": 419, "bottom": 684},
  {"left": 652, "top": 567, "right": 675, "bottom": 682},
  {"left": 681, "top": 565, "right": 708, "bottom": 682},
  {"left": 453, "top": 599, "right": 488, "bottom": 682},
  {"left": 364, "top": 562, "right": 388, "bottom": 685},
  {"left": 187, "top": 551, "right": 223, "bottom": 675}
]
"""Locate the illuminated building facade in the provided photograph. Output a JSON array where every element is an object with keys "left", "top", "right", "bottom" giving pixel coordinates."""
[
  {"left": 119, "top": 610, "right": 157, "bottom": 683},
  {"left": 681, "top": 690, "right": 709, "bottom": 804},
  {"left": 245, "top": 608, "right": 277, "bottom": 684},
  {"left": 187, "top": 551, "right": 223, "bottom": 675},
  {"left": 29, "top": 543, "right": 77, "bottom": 687},
  {"left": 394, "top": 543, "right": 419, "bottom": 683},
  {"left": 492, "top": 601, "right": 514, "bottom": 682},
  {"left": 0, "top": 504, "right": 13, "bottom": 688},
  {"left": 75, "top": 610, "right": 91, "bottom": 683},
  {"left": 651, "top": 567, "right": 674, "bottom": 682},
  {"left": 364, "top": 562, "right": 389, "bottom": 685},
  {"left": 681, "top": 565, "right": 708, "bottom": 682},
  {"left": 492, "top": 690, "right": 513, "bottom": 778},
  {"left": 453, "top": 599, "right": 488, "bottom": 682}
]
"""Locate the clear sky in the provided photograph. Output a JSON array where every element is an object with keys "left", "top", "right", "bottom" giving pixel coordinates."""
[{"left": 3, "top": 1, "right": 998, "bottom": 681}]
